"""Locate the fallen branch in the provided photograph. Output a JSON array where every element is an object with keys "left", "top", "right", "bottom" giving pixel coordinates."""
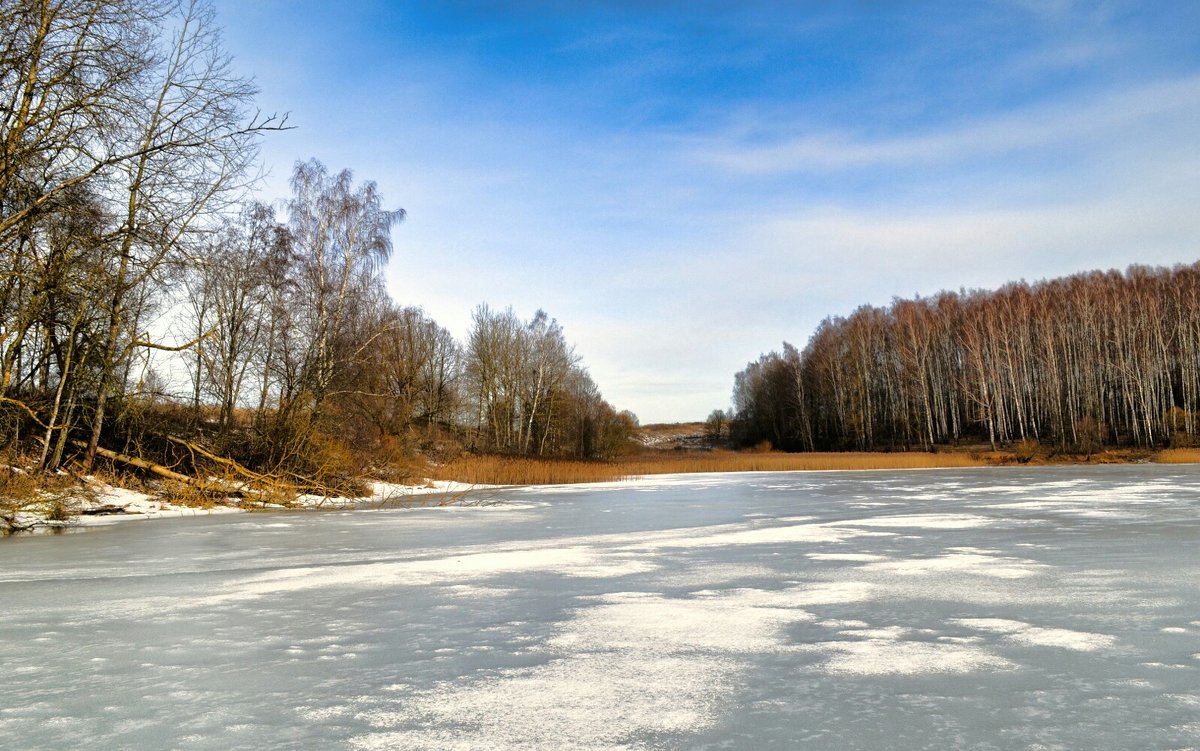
[
  {"left": 0, "top": 396, "right": 68, "bottom": 430},
  {"left": 165, "top": 435, "right": 292, "bottom": 489},
  {"left": 72, "top": 438, "right": 363, "bottom": 507},
  {"left": 281, "top": 470, "right": 364, "bottom": 501},
  {"left": 80, "top": 504, "right": 134, "bottom": 516},
  {"left": 164, "top": 436, "right": 352, "bottom": 501},
  {"left": 70, "top": 441, "right": 238, "bottom": 497}
]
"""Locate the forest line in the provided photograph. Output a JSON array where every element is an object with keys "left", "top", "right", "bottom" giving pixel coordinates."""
[{"left": 729, "top": 263, "right": 1200, "bottom": 454}]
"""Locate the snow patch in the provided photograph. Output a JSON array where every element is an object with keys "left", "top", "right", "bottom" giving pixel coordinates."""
[
  {"left": 783, "top": 581, "right": 877, "bottom": 606},
  {"left": 803, "top": 639, "right": 1015, "bottom": 676},
  {"left": 438, "top": 584, "right": 518, "bottom": 599},
  {"left": 818, "top": 619, "right": 870, "bottom": 629},
  {"left": 349, "top": 653, "right": 732, "bottom": 750},
  {"left": 75, "top": 484, "right": 243, "bottom": 525},
  {"left": 838, "top": 626, "right": 912, "bottom": 641},
  {"left": 349, "top": 587, "right": 819, "bottom": 749},
  {"left": 634, "top": 521, "right": 891, "bottom": 550},
  {"left": 949, "top": 618, "right": 1116, "bottom": 651},
  {"left": 807, "top": 553, "right": 889, "bottom": 562},
  {"left": 200, "top": 547, "right": 655, "bottom": 606},
  {"left": 551, "top": 590, "right": 814, "bottom": 654},
  {"left": 865, "top": 552, "right": 1046, "bottom": 579},
  {"left": 1168, "top": 694, "right": 1200, "bottom": 707},
  {"left": 651, "top": 563, "right": 777, "bottom": 588},
  {"left": 842, "top": 513, "right": 995, "bottom": 529}
]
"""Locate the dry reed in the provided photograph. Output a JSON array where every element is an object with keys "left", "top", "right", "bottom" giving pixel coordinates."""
[
  {"left": 429, "top": 456, "right": 624, "bottom": 485},
  {"left": 1153, "top": 448, "right": 1200, "bottom": 464},
  {"left": 430, "top": 450, "right": 985, "bottom": 486}
]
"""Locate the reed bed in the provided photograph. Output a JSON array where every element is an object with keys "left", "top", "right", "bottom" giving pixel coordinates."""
[
  {"left": 1152, "top": 448, "right": 1200, "bottom": 464},
  {"left": 429, "top": 456, "right": 626, "bottom": 485},
  {"left": 430, "top": 450, "right": 985, "bottom": 486}
]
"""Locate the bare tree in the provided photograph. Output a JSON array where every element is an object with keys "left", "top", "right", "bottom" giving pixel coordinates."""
[
  {"left": 194, "top": 201, "right": 283, "bottom": 432},
  {"left": 81, "top": 0, "right": 281, "bottom": 468},
  {"left": 285, "top": 158, "right": 403, "bottom": 415}
]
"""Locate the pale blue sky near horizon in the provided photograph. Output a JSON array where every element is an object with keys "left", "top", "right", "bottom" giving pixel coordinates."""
[{"left": 211, "top": 0, "right": 1200, "bottom": 424}]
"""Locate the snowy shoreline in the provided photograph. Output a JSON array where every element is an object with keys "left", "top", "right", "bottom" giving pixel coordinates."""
[{"left": 2, "top": 478, "right": 506, "bottom": 534}]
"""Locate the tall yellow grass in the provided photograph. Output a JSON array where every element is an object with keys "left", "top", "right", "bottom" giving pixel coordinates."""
[
  {"left": 429, "top": 456, "right": 622, "bottom": 485},
  {"left": 430, "top": 450, "right": 985, "bottom": 486},
  {"left": 1153, "top": 448, "right": 1200, "bottom": 464}
]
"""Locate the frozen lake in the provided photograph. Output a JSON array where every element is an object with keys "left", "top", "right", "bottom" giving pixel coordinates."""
[{"left": 1, "top": 465, "right": 1199, "bottom": 750}]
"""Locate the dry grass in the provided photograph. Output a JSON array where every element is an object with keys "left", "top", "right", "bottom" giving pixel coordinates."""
[
  {"left": 429, "top": 456, "right": 626, "bottom": 485},
  {"left": 1153, "top": 448, "right": 1200, "bottom": 464},
  {"left": 156, "top": 479, "right": 226, "bottom": 509},
  {"left": 0, "top": 462, "right": 85, "bottom": 532},
  {"left": 430, "top": 450, "right": 985, "bottom": 486}
]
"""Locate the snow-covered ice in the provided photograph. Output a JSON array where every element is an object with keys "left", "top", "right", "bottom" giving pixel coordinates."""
[{"left": 1, "top": 464, "right": 1198, "bottom": 749}]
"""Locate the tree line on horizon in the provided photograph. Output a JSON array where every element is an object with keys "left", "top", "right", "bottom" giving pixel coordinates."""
[
  {"left": 0, "top": 0, "right": 633, "bottom": 492},
  {"left": 730, "top": 263, "right": 1200, "bottom": 454}
]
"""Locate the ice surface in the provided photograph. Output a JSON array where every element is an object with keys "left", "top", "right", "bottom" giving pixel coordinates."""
[
  {"left": 2, "top": 464, "right": 1199, "bottom": 750},
  {"left": 841, "top": 513, "right": 996, "bottom": 528},
  {"left": 634, "top": 520, "right": 886, "bottom": 548}
]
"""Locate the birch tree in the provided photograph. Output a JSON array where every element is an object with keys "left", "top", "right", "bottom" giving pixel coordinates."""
[{"left": 731, "top": 262, "right": 1200, "bottom": 453}]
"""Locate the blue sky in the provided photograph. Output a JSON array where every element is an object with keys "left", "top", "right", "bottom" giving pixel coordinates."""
[{"left": 212, "top": 0, "right": 1200, "bottom": 423}]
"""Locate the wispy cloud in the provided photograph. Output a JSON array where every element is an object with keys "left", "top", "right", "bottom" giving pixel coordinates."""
[
  {"left": 687, "top": 74, "right": 1200, "bottom": 175},
  {"left": 1007, "top": 37, "right": 1127, "bottom": 76}
]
